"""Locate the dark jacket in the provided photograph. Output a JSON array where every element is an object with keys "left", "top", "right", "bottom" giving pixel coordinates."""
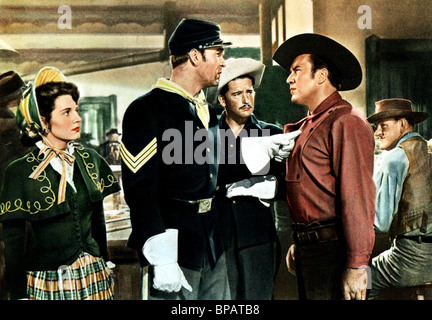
[
  {"left": 121, "top": 88, "right": 223, "bottom": 270},
  {"left": 0, "top": 146, "right": 120, "bottom": 299},
  {"left": 217, "top": 113, "right": 285, "bottom": 248}
]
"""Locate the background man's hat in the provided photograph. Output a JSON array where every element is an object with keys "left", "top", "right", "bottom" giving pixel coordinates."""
[
  {"left": 168, "top": 18, "right": 232, "bottom": 55},
  {"left": 367, "top": 98, "right": 429, "bottom": 124},
  {"left": 207, "top": 57, "right": 265, "bottom": 105},
  {"left": 272, "top": 33, "right": 362, "bottom": 91},
  {"left": 106, "top": 128, "right": 121, "bottom": 136},
  {"left": 0, "top": 71, "right": 25, "bottom": 104}
]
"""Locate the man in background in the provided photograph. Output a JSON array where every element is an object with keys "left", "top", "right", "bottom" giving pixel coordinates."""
[
  {"left": 0, "top": 70, "right": 28, "bottom": 300},
  {"left": 98, "top": 128, "right": 121, "bottom": 164},
  {"left": 367, "top": 99, "right": 432, "bottom": 298}
]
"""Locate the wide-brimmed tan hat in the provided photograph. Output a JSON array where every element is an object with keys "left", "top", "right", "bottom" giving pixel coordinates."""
[
  {"left": 367, "top": 98, "right": 428, "bottom": 124},
  {"left": 207, "top": 57, "right": 265, "bottom": 105},
  {"left": 273, "top": 33, "right": 362, "bottom": 91}
]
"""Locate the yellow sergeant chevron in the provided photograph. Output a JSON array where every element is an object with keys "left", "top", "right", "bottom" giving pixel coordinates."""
[{"left": 120, "top": 138, "right": 157, "bottom": 173}]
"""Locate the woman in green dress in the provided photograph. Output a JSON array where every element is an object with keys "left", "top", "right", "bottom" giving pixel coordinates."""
[{"left": 0, "top": 67, "right": 120, "bottom": 300}]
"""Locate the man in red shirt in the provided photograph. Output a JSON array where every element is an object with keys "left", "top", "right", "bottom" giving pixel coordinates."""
[{"left": 273, "top": 34, "right": 376, "bottom": 300}]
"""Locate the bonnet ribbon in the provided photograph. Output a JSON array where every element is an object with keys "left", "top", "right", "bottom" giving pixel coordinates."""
[{"left": 29, "top": 136, "right": 75, "bottom": 204}]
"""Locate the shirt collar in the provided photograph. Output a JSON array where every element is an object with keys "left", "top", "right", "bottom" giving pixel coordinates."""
[
  {"left": 219, "top": 112, "right": 262, "bottom": 130},
  {"left": 35, "top": 140, "right": 76, "bottom": 192},
  {"left": 396, "top": 131, "right": 421, "bottom": 147},
  {"left": 308, "top": 91, "right": 343, "bottom": 119},
  {"left": 285, "top": 91, "right": 342, "bottom": 132},
  {"left": 36, "top": 140, "right": 75, "bottom": 156}
]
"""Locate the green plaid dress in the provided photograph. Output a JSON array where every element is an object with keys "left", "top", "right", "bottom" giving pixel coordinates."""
[
  {"left": 26, "top": 252, "right": 114, "bottom": 300},
  {"left": 0, "top": 146, "right": 121, "bottom": 300}
]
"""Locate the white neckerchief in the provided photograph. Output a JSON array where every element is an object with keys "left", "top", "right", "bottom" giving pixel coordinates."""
[{"left": 35, "top": 140, "right": 77, "bottom": 192}]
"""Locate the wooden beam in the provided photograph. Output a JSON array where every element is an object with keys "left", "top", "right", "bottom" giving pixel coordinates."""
[{"left": 259, "top": 0, "right": 272, "bottom": 65}]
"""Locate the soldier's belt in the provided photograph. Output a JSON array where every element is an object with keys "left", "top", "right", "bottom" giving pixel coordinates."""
[{"left": 168, "top": 196, "right": 215, "bottom": 214}]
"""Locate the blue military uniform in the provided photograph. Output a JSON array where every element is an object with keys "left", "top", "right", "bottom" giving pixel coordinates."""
[
  {"left": 121, "top": 87, "right": 223, "bottom": 270},
  {"left": 121, "top": 18, "right": 233, "bottom": 299}
]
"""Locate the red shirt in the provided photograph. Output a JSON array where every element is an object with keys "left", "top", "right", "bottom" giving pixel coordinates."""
[{"left": 284, "top": 91, "right": 376, "bottom": 268}]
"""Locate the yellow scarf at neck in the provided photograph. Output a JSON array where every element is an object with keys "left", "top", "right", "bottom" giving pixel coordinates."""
[{"left": 152, "top": 78, "right": 210, "bottom": 129}]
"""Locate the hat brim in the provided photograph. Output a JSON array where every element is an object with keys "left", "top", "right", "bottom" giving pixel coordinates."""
[
  {"left": 0, "top": 71, "right": 25, "bottom": 104},
  {"left": 198, "top": 39, "right": 232, "bottom": 50},
  {"left": 0, "top": 89, "right": 22, "bottom": 104},
  {"left": 169, "top": 40, "right": 232, "bottom": 56},
  {"left": 272, "top": 33, "right": 362, "bottom": 91},
  {"left": 207, "top": 58, "right": 265, "bottom": 105},
  {"left": 367, "top": 110, "right": 429, "bottom": 124}
]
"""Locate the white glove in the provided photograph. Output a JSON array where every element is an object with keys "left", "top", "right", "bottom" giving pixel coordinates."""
[
  {"left": 226, "top": 175, "right": 277, "bottom": 199},
  {"left": 143, "top": 229, "right": 192, "bottom": 293},
  {"left": 269, "top": 130, "right": 302, "bottom": 161},
  {"left": 241, "top": 130, "right": 302, "bottom": 174},
  {"left": 274, "top": 130, "right": 302, "bottom": 162}
]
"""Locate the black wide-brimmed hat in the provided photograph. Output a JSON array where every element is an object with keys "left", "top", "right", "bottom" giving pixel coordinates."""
[
  {"left": 273, "top": 33, "right": 362, "bottom": 91},
  {"left": 168, "top": 18, "right": 232, "bottom": 55},
  {"left": 367, "top": 98, "right": 429, "bottom": 124},
  {"left": 0, "top": 70, "right": 25, "bottom": 104}
]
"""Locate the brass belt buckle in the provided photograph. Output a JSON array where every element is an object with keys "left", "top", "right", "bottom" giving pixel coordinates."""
[{"left": 198, "top": 198, "right": 212, "bottom": 213}]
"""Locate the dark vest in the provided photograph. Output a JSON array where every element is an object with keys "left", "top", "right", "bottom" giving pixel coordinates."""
[{"left": 390, "top": 136, "right": 432, "bottom": 237}]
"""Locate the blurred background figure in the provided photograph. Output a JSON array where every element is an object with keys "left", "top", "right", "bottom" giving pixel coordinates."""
[
  {"left": 98, "top": 128, "right": 121, "bottom": 165},
  {"left": 0, "top": 70, "right": 28, "bottom": 300},
  {"left": 0, "top": 71, "right": 28, "bottom": 187}
]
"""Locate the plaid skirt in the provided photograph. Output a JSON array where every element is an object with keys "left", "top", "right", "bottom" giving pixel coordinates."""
[{"left": 26, "top": 252, "right": 114, "bottom": 300}]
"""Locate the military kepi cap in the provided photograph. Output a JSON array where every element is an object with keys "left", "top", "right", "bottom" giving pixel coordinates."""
[
  {"left": 273, "top": 33, "right": 362, "bottom": 91},
  {"left": 168, "top": 18, "right": 232, "bottom": 55}
]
